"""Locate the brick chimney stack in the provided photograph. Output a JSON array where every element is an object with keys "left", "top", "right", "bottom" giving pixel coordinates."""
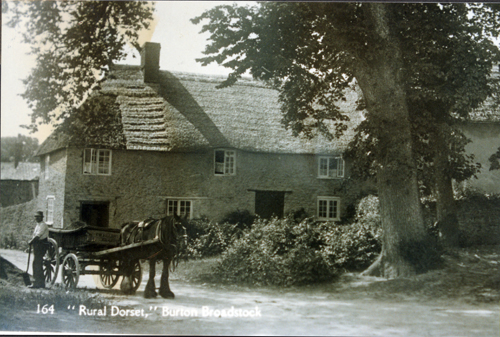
[{"left": 141, "top": 42, "right": 161, "bottom": 83}]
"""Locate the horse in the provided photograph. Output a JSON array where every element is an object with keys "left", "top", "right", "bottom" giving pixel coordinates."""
[{"left": 119, "top": 215, "right": 187, "bottom": 299}]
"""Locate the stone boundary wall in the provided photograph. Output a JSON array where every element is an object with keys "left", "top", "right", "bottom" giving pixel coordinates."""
[
  {"left": 0, "top": 199, "right": 39, "bottom": 250},
  {"left": 457, "top": 196, "right": 500, "bottom": 246}
]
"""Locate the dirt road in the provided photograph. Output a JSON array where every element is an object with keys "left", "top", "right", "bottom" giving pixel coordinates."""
[{"left": 1, "top": 249, "right": 499, "bottom": 335}]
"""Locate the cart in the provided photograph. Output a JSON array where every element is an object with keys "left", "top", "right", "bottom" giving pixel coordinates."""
[{"left": 45, "top": 225, "right": 166, "bottom": 292}]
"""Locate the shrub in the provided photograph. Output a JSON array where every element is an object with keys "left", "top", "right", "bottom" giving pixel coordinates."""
[
  {"left": 318, "top": 195, "right": 382, "bottom": 272},
  {"left": 220, "top": 210, "right": 256, "bottom": 230},
  {"left": 318, "top": 222, "right": 381, "bottom": 271},
  {"left": 212, "top": 216, "right": 338, "bottom": 286},
  {"left": 183, "top": 219, "right": 242, "bottom": 258},
  {"left": 211, "top": 196, "right": 383, "bottom": 286}
]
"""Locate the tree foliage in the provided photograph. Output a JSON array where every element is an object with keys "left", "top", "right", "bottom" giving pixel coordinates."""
[
  {"left": 193, "top": 3, "right": 500, "bottom": 276},
  {"left": 1, "top": 135, "right": 39, "bottom": 163},
  {"left": 194, "top": 3, "right": 499, "bottom": 190},
  {"left": 490, "top": 146, "right": 500, "bottom": 171},
  {"left": 3, "top": 0, "right": 154, "bottom": 132}
]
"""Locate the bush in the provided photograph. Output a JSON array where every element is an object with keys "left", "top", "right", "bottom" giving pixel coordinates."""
[
  {"left": 211, "top": 196, "right": 383, "bottom": 286},
  {"left": 213, "top": 216, "right": 338, "bottom": 286},
  {"left": 220, "top": 210, "right": 256, "bottom": 230},
  {"left": 318, "top": 195, "right": 382, "bottom": 272},
  {"left": 183, "top": 219, "right": 242, "bottom": 258},
  {"left": 318, "top": 222, "right": 381, "bottom": 271}
]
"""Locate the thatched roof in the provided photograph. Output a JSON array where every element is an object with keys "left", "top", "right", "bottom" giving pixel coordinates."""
[
  {"left": 37, "top": 64, "right": 365, "bottom": 155},
  {"left": 0, "top": 162, "right": 40, "bottom": 181}
]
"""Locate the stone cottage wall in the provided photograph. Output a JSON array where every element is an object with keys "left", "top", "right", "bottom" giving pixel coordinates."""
[
  {"left": 37, "top": 149, "right": 67, "bottom": 228},
  {"left": 61, "top": 147, "right": 370, "bottom": 228}
]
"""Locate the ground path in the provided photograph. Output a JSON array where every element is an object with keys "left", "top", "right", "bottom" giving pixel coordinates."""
[{"left": 1, "top": 249, "right": 498, "bottom": 335}]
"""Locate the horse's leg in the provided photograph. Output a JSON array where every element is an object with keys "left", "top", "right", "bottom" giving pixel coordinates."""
[
  {"left": 144, "top": 259, "right": 157, "bottom": 298},
  {"left": 120, "top": 261, "right": 133, "bottom": 294},
  {"left": 159, "top": 258, "right": 174, "bottom": 299}
]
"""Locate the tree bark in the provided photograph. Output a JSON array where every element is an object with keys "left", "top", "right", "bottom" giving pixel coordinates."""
[{"left": 356, "top": 4, "right": 440, "bottom": 278}]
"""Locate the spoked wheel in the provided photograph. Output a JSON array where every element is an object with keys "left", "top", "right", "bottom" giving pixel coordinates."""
[
  {"left": 62, "top": 253, "right": 80, "bottom": 289},
  {"left": 43, "top": 238, "right": 59, "bottom": 288},
  {"left": 99, "top": 260, "right": 119, "bottom": 289},
  {"left": 128, "top": 260, "right": 142, "bottom": 294}
]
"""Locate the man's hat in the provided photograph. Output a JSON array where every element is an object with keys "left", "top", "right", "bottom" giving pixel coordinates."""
[{"left": 34, "top": 211, "right": 44, "bottom": 217}]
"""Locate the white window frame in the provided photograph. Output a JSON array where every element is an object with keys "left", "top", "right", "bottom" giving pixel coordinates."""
[
  {"left": 318, "top": 156, "right": 344, "bottom": 179},
  {"left": 44, "top": 155, "right": 50, "bottom": 180},
  {"left": 83, "top": 148, "right": 112, "bottom": 175},
  {"left": 214, "top": 149, "right": 236, "bottom": 176},
  {"left": 167, "top": 199, "right": 193, "bottom": 219},
  {"left": 46, "top": 195, "right": 55, "bottom": 224},
  {"left": 317, "top": 196, "right": 341, "bottom": 221}
]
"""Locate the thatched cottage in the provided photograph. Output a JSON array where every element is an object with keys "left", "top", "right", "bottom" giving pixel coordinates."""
[{"left": 34, "top": 42, "right": 368, "bottom": 229}]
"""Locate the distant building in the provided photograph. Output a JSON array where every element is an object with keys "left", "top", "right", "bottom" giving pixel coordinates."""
[
  {"left": 458, "top": 93, "right": 500, "bottom": 195},
  {"left": 35, "top": 42, "right": 369, "bottom": 229},
  {"left": 0, "top": 162, "right": 40, "bottom": 207}
]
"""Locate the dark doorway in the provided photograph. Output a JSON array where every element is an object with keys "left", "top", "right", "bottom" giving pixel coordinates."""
[
  {"left": 80, "top": 202, "right": 109, "bottom": 227},
  {"left": 255, "top": 191, "right": 285, "bottom": 219}
]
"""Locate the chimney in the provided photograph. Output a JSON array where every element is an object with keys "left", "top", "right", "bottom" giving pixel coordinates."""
[{"left": 141, "top": 42, "right": 161, "bottom": 83}]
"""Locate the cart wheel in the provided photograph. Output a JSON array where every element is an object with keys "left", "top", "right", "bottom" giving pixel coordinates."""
[
  {"left": 43, "top": 238, "right": 59, "bottom": 288},
  {"left": 62, "top": 253, "right": 80, "bottom": 289},
  {"left": 129, "top": 260, "right": 142, "bottom": 293},
  {"left": 99, "top": 261, "right": 119, "bottom": 289}
]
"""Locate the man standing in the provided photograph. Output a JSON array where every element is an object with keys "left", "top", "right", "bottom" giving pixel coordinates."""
[{"left": 28, "top": 211, "right": 49, "bottom": 288}]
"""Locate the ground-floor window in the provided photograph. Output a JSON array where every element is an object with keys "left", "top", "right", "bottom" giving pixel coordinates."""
[
  {"left": 167, "top": 199, "right": 192, "bottom": 219},
  {"left": 317, "top": 196, "right": 340, "bottom": 221},
  {"left": 46, "top": 196, "right": 55, "bottom": 224}
]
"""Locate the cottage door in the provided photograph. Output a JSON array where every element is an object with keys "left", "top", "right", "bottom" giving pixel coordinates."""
[
  {"left": 80, "top": 202, "right": 109, "bottom": 227},
  {"left": 255, "top": 191, "right": 285, "bottom": 219}
]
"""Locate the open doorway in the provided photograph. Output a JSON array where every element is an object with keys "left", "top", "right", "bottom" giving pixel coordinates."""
[
  {"left": 254, "top": 191, "right": 285, "bottom": 219},
  {"left": 80, "top": 201, "right": 109, "bottom": 227}
]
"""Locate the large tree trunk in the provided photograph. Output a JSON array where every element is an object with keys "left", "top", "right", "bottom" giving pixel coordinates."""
[
  {"left": 433, "top": 129, "right": 459, "bottom": 248},
  {"left": 356, "top": 4, "right": 441, "bottom": 278}
]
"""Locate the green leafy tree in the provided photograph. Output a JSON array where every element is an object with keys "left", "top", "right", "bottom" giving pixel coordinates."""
[
  {"left": 1, "top": 135, "right": 39, "bottom": 163},
  {"left": 2, "top": 0, "right": 154, "bottom": 132},
  {"left": 193, "top": 3, "right": 500, "bottom": 277},
  {"left": 490, "top": 147, "right": 500, "bottom": 170}
]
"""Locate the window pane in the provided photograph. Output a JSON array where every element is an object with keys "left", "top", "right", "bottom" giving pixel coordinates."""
[
  {"left": 47, "top": 197, "right": 55, "bottom": 223},
  {"left": 97, "top": 150, "right": 110, "bottom": 174},
  {"left": 337, "top": 158, "right": 344, "bottom": 177},
  {"left": 180, "top": 200, "right": 191, "bottom": 216},
  {"left": 328, "top": 158, "right": 338, "bottom": 178},
  {"left": 319, "top": 158, "right": 328, "bottom": 176},
  {"left": 318, "top": 200, "right": 327, "bottom": 218},
  {"left": 215, "top": 150, "right": 224, "bottom": 174},
  {"left": 225, "top": 152, "right": 234, "bottom": 174},
  {"left": 329, "top": 200, "right": 338, "bottom": 219},
  {"left": 168, "top": 200, "right": 177, "bottom": 216}
]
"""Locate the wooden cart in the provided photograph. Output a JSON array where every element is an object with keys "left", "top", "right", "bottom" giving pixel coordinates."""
[{"left": 45, "top": 226, "right": 165, "bottom": 292}]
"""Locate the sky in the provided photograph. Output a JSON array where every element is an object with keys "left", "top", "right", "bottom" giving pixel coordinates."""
[{"left": 1, "top": 1, "right": 253, "bottom": 143}]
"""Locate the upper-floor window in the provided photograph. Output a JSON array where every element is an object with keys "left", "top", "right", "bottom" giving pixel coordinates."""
[
  {"left": 317, "top": 196, "right": 340, "bottom": 221},
  {"left": 44, "top": 155, "right": 50, "bottom": 180},
  {"left": 167, "top": 199, "right": 192, "bottom": 219},
  {"left": 318, "top": 156, "right": 344, "bottom": 179},
  {"left": 83, "top": 149, "right": 112, "bottom": 175},
  {"left": 215, "top": 149, "right": 235, "bottom": 176},
  {"left": 46, "top": 196, "right": 55, "bottom": 224}
]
